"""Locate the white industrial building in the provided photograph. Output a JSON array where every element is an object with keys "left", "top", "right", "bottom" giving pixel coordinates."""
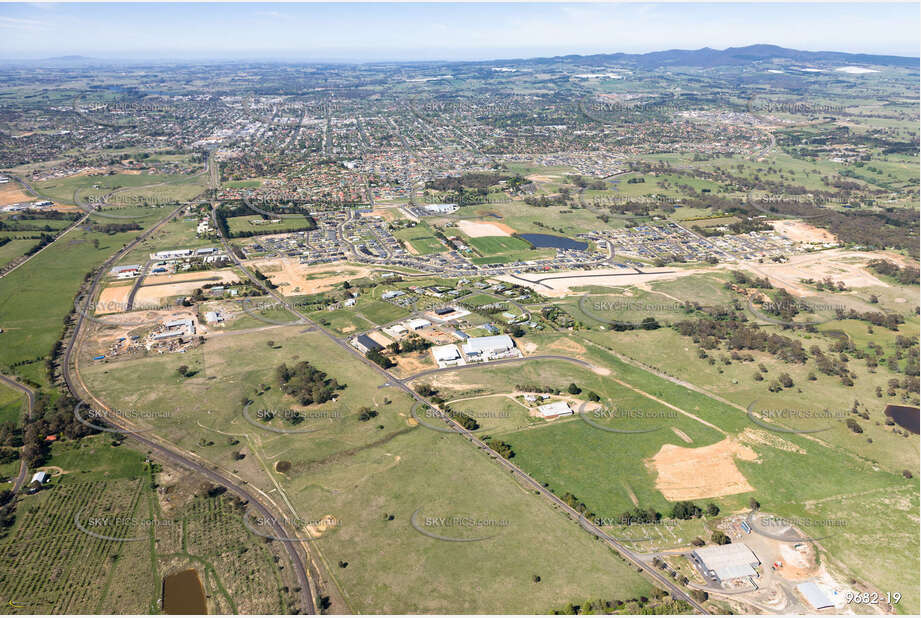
[
  {"left": 383, "top": 324, "right": 408, "bottom": 338},
  {"left": 461, "top": 334, "right": 519, "bottom": 361},
  {"left": 422, "top": 203, "right": 458, "bottom": 214},
  {"left": 796, "top": 582, "right": 834, "bottom": 610},
  {"left": 691, "top": 543, "right": 760, "bottom": 582},
  {"left": 431, "top": 344, "right": 465, "bottom": 368},
  {"left": 536, "top": 401, "right": 573, "bottom": 418},
  {"left": 405, "top": 318, "right": 431, "bottom": 331}
]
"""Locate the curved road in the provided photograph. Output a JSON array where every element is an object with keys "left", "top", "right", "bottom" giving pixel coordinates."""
[
  {"left": 0, "top": 373, "right": 34, "bottom": 492},
  {"left": 60, "top": 202, "right": 316, "bottom": 613},
  {"left": 210, "top": 204, "right": 709, "bottom": 614}
]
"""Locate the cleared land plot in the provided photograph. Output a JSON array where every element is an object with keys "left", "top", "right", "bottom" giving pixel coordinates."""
[
  {"left": 243, "top": 259, "right": 373, "bottom": 296},
  {"left": 78, "top": 328, "right": 658, "bottom": 613},
  {"left": 456, "top": 219, "right": 514, "bottom": 237},
  {"left": 648, "top": 438, "right": 758, "bottom": 500}
]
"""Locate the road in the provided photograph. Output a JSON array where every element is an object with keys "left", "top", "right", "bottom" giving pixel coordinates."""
[
  {"left": 0, "top": 373, "right": 34, "bottom": 492},
  {"left": 209, "top": 205, "right": 710, "bottom": 614},
  {"left": 59, "top": 199, "right": 317, "bottom": 613},
  {"left": 0, "top": 175, "right": 92, "bottom": 280}
]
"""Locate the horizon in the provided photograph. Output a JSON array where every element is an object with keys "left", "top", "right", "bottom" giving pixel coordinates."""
[{"left": 0, "top": 2, "right": 919, "bottom": 62}]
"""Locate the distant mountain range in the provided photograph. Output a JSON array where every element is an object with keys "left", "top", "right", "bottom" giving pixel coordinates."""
[
  {"left": 2, "top": 45, "right": 917, "bottom": 68},
  {"left": 527, "top": 44, "right": 919, "bottom": 69}
]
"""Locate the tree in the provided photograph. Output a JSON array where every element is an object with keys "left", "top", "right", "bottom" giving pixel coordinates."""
[
  {"left": 567, "top": 383, "right": 581, "bottom": 395},
  {"left": 706, "top": 503, "right": 720, "bottom": 517},
  {"left": 711, "top": 531, "right": 731, "bottom": 545}
]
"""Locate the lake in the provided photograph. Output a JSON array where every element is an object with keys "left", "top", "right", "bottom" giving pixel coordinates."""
[
  {"left": 163, "top": 568, "right": 207, "bottom": 614},
  {"left": 518, "top": 233, "right": 588, "bottom": 250},
  {"left": 884, "top": 404, "right": 919, "bottom": 434}
]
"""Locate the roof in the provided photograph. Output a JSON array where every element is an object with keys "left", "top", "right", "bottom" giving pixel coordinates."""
[
  {"left": 354, "top": 334, "right": 383, "bottom": 351},
  {"left": 405, "top": 318, "right": 431, "bottom": 329},
  {"left": 31, "top": 471, "right": 49, "bottom": 483},
  {"left": 463, "top": 334, "right": 514, "bottom": 354},
  {"left": 432, "top": 344, "right": 461, "bottom": 362},
  {"left": 692, "top": 543, "right": 760, "bottom": 581},
  {"left": 796, "top": 582, "right": 834, "bottom": 610},
  {"left": 537, "top": 401, "right": 573, "bottom": 417}
]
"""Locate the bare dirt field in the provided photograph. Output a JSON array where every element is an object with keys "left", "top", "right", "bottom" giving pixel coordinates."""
[
  {"left": 499, "top": 267, "right": 707, "bottom": 297},
  {"left": 0, "top": 183, "right": 33, "bottom": 206},
  {"left": 144, "top": 270, "right": 239, "bottom": 286},
  {"left": 365, "top": 208, "right": 399, "bottom": 221},
  {"left": 770, "top": 220, "right": 837, "bottom": 244},
  {"left": 131, "top": 271, "right": 239, "bottom": 307},
  {"left": 456, "top": 219, "right": 515, "bottom": 237},
  {"left": 96, "top": 284, "right": 133, "bottom": 314},
  {"left": 647, "top": 438, "right": 758, "bottom": 500},
  {"left": 243, "top": 259, "right": 374, "bottom": 295},
  {"left": 739, "top": 249, "right": 893, "bottom": 296}
]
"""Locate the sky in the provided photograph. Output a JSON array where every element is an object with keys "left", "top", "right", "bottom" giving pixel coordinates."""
[{"left": 0, "top": 2, "right": 918, "bottom": 62}]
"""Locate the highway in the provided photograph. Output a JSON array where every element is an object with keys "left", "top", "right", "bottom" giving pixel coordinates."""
[
  {"left": 59, "top": 195, "right": 317, "bottom": 613},
  {"left": 0, "top": 373, "right": 34, "bottom": 492}
]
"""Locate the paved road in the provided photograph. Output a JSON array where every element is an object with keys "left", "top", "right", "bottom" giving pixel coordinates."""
[
  {"left": 60, "top": 201, "right": 316, "bottom": 614},
  {"left": 0, "top": 175, "right": 91, "bottom": 280},
  {"left": 0, "top": 373, "right": 34, "bottom": 492}
]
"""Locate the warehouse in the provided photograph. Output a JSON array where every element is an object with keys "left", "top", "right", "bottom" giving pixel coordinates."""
[
  {"left": 405, "top": 318, "right": 431, "bottom": 331},
  {"left": 796, "top": 582, "right": 834, "bottom": 610},
  {"left": 690, "top": 543, "right": 760, "bottom": 582},
  {"left": 462, "top": 334, "right": 518, "bottom": 360},
  {"left": 351, "top": 334, "right": 383, "bottom": 354},
  {"left": 431, "top": 344, "right": 465, "bottom": 368}
]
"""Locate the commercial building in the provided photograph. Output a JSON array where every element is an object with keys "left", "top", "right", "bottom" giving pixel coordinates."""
[
  {"left": 405, "top": 318, "right": 431, "bottom": 331},
  {"left": 690, "top": 543, "right": 760, "bottom": 582},
  {"left": 462, "top": 334, "right": 518, "bottom": 360},
  {"left": 422, "top": 203, "right": 459, "bottom": 214},
  {"left": 351, "top": 334, "right": 383, "bottom": 354},
  {"left": 431, "top": 344, "right": 464, "bottom": 368}
]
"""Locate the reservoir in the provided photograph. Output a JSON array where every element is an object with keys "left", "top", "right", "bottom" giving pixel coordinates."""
[
  {"left": 884, "top": 404, "right": 919, "bottom": 434},
  {"left": 518, "top": 233, "right": 588, "bottom": 250},
  {"left": 163, "top": 568, "right": 207, "bottom": 614}
]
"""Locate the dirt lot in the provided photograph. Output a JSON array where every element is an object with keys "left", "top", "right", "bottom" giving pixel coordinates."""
[
  {"left": 243, "top": 258, "right": 374, "bottom": 295},
  {"left": 133, "top": 271, "right": 239, "bottom": 307},
  {"left": 647, "top": 438, "right": 758, "bottom": 500},
  {"left": 457, "top": 219, "right": 516, "bottom": 237},
  {"left": 770, "top": 220, "right": 837, "bottom": 244},
  {"left": 96, "top": 284, "right": 134, "bottom": 314},
  {"left": 0, "top": 183, "right": 33, "bottom": 206},
  {"left": 498, "top": 267, "right": 708, "bottom": 297},
  {"left": 739, "top": 248, "right": 893, "bottom": 296}
]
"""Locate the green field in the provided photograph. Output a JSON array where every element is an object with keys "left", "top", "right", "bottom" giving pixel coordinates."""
[
  {"left": 0, "top": 436, "right": 300, "bottom": 614},
  {"left": 78, "top": 327, "right": 663, "bottom": 613},
  {"left": 392, "top": 222, "right": 447, "bottom": 255},
  {"left": 0, "top": 217, "right": 160, "bottom": 387}
]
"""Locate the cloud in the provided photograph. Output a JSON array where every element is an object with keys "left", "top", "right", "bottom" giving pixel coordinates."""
[{"left": 0, "top": 15, "right": 51, "bottom": 30}]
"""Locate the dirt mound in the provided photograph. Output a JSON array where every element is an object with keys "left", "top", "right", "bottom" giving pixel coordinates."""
[{"left": 648, "top": 438, "right": 757, "bottom": 500}]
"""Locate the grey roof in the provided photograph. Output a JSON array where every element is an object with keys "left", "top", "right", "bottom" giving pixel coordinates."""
[{"left": 797, "top": 582, "right": 834, "bottom": 609}]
